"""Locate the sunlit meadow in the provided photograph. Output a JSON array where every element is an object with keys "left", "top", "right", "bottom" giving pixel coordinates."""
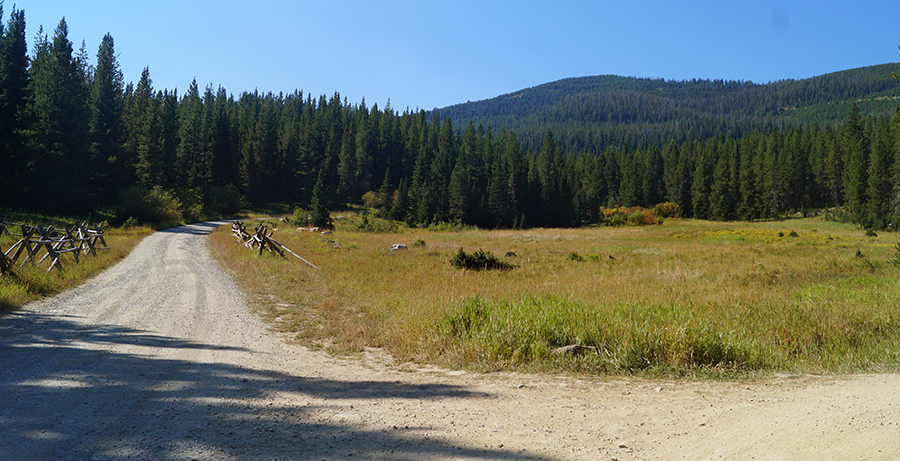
[{"left": 210, "top": 215, "right": 900, "bottom": 378}]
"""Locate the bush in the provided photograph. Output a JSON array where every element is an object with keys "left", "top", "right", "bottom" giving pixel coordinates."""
[
  {"left": 599, "top": 206, "right": 659, "bottom": 227},
  {"left": 450, "top": 248, "right": 515, "bottom": 271},
  {"left": 118, "top": 185, "right": 182, "bottom": 224},
  {"left": 174, "top": 188, "right": 204, "bottom": 222},
  {"left": 361, "top": 191, "right": 381, "bottom": 209},
  {"left": 627, "top": 209, "right": 658, "bottom": 226},
  {"left": 653, "top": 202, "right": 681, "bottom": 218},
  {"left": 354, "top": 209, "right": 399, "bottom": 233},
  {"left": 285, "top": 207, "right": 309, "bottom": 227},
  {"left": 567, "top": 251, "right": 584, "bottom": 261}
]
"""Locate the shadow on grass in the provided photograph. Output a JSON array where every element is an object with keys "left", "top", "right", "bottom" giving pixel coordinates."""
[{"left": 0, "top": 312, "right": 545, "bottom": 460}]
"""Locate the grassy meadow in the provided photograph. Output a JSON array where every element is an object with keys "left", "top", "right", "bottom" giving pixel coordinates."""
[
  {"left": 0, "top": 212, "right": 152, "bottom": 312},
  {"left": 210, "top": 215, "right": 900, "bottom": 378}
]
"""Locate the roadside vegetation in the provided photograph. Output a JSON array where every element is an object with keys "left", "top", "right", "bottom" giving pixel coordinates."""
[
  {"left": 210, "top": 212, "right": 900, "bottom": 378},
  {"left": 0, "top": 211, "right": 153, "bottom": 313}
]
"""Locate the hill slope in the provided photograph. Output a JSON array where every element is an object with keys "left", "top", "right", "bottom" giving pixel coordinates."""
[{"left": 431, "top": 63, "right": 900, "bottom": 153}]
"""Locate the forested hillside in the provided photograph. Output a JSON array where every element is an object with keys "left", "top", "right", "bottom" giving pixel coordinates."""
[
  {"left": 2, "top": 10, "right": 899, "bottom": 230},
  {"left": 431, "top": 65, "right": 900, "bottom": 153}
]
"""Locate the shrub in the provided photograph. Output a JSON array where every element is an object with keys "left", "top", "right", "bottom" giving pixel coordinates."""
[
  {"left": 412, "top": 239, "right": 426, "bottom": 248},
  {"left": 567, "top": 251, "right": 584, "bottom": 261},
  {"left": 118, "top": 185, "right": 182, "bottom": 224},
  {"left": 361, "top": 191, "right": 381, "bottom": 209},
  {"left": 599, "top": 206, "right": 659, "bottom": 227},
  {"left": 653, "top": 202, "right": 681, "bottom": 218},
  {"left": 285, "top": 207, "right": 310, "bottom": 227},
  {"left": 355, "top": 209, "right": 398, "bottom": 233},
  {"left": 627, "top": 209, "right": 658, "bottom": 226},
  {"left": 174, "top": 188, "right": 204, "bottom": 222},
  {"left": 450, "top": 248, "right": 515, "bottom": 271}
]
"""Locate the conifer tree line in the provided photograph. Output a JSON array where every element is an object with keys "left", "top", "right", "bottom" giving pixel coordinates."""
[{"left": 2, "top": 11, "right": 899, "bottom": 229}]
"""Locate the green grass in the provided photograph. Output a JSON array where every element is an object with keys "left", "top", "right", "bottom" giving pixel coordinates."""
[{"left": 210, "top": 214, "right": 900, "bottom": 378}]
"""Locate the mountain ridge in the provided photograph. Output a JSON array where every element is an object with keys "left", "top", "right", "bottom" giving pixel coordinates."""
[{"left": 429, "top": 63, "right": 900, "bottom": 153}]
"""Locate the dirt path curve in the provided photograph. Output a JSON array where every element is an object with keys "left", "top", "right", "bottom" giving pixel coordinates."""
[{"left": 1, "top": 222, "right": 899, "bottom": 460}]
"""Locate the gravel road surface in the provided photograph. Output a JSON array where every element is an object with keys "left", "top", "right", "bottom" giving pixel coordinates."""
[{"left": 1, "top": 221, "right": 899, "bottom": 460}]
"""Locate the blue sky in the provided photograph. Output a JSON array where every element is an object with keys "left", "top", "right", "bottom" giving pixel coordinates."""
[{"left": 6, "top": 1, "right": 900, "bottom": 111}]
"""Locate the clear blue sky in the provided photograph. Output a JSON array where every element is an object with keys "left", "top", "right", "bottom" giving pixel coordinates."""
[{"left": 7, "top": 0, "right": 900, "bottom": 111}]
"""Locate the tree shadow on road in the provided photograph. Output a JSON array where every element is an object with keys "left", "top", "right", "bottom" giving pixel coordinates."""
[
  {"left": 0, "top": 312, "right": 549, "bottom": 460},
  {"left": 157, "top": 221, "right": 229, "bottom": 236}
]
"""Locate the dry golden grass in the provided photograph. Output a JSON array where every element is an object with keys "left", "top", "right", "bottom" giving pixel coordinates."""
[{"left": 210, "top": 216, "right": 900, "bottom": 377}]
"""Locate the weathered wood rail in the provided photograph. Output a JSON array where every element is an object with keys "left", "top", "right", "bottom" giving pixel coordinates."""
[
  {"left": 230, "top": 221, "right": 319, "bottom": 269},
  {"left": 0, "top": 218, "right": 108, "bottom": 274}
]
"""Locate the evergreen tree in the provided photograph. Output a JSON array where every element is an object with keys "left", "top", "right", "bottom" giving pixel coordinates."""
[
  {"left": 336, "top": 121, "right": 357, "bottom": 204},
  {"left": 431, "top": 117, "right": 456, "bottom": 221},
  {"left": 842, "top": 104, "right": 869, "bottom": 221},
  {"left": 389, "top": 177, "right": 410, "bottom": 221},
  {"left": 709, "top": 147, "right": 734, "bottom": 220},
  {"left": 448, "top": 156, "right": 470, "bottom": 222},
  {"left": 0, "top": 5, "right": 30, "bottom": 207},
  {"left": 690, "top": 145, "right": 712, "bottom": 219},
  {"left": 132, "top": 69, "right": 163, "bottom": 187},
  {"left": 309, "top": 169, "right": 333, "bottom": 229},
  {"left": 88, "top": 33, "right": 124, "bottom": 204},
  {"left": 866, "top": 116, "right": 895, "bottom": 228},
  {"left": 378, "top": 166, "right": 394, "bottom": 216},
  {"left": 736, "top": 135, "right": 762, "bottom": 220},
  {"left": 157, "top": 89, "right": 179, "bottom": 189},
  {"left": 177, "top": 79, "right": 203, "bottom": 187},
  {"left": 27, "top": 18, "right": 91, "bottom": 211}
]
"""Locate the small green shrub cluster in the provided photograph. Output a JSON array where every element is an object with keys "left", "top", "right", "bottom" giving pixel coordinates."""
[
  {"left": 354, "top": 210, "right": 399, "bottom": 233},
  {"left": 285, "top": 207, "right": 309, "bottom": 227},
  {"left": 599, "top": 206, "right": 661, "bottom": 227},
  {"left": 450, "top": 248, "right": 515, "bottom": 271},
  {"left": 824, "top": 207, "right": 853, "bottom": 224},
  {"left": 653, "top": 202, "right": 681, "bottom": 218},
  {"left": 118, "top": 185, "right": 183, "bottom": 225}
]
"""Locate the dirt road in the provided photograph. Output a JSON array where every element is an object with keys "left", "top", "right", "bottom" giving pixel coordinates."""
[{"left": 1, "top": 221, "right": 898, "bottom": 460}]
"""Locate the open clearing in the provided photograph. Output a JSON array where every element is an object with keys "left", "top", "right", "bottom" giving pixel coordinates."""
[
  {"left": 211, "top": 216, "right": 900, "bottom": 376},
  {"left": 1, "top": 221, "right": 899, "bottom": 460}
]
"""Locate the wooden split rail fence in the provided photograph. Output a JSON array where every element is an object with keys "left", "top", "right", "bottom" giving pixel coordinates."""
[
  {"left": 0, "top": 218, "right": 108, "bottom": 274},
  {"left": 230, "top": 221, "right": 319, "bottom": 270}
]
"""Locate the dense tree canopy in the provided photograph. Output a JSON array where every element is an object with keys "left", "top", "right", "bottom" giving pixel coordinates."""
[{"left": 2, "top": 11, "right": 900, "bottom": 230}]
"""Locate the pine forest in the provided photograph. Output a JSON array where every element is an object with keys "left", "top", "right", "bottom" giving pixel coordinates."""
[{"left": 3, "top": 11, "right": 900, "bottom": 231}]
